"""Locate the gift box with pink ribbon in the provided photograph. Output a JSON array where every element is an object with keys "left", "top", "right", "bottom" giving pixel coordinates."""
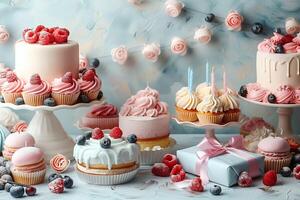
[{"left": 177, "top": 135, "right": 265, "bottom": 187}]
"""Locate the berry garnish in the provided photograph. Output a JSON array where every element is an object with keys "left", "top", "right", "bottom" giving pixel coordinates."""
[
  {"left": 127, "top": 134, "right": 137, "bottom": 143},
  {"left": 10, "top": 186, "right": 24, "bottom": 198},
  {"left": 38, "top": 31, "right": 52, "bottom": 45},
  {"left": 61, "top": 28, "right": 70, "bottom": 36},
  {"left": 238, "top": 85, "right": 248, "bottom": 97},
  {"left": 91, "top": 58, "right": 100, "bottom": 68},
  {"left": 62, "top": 72, "right": 73, "bottom": 83},
  {"left": 35, "top": 25, "right": 45, "bottom": 33},
  {"left": 15, "top": 97, "right": 25, "bottom": 105},
  {"left": 53, "top": 28, "right": 68, "bottom": 44},
  {"left": 4, "top": 183, "right": 12, "bottom": 192},
  {"left": 44, "top": 98, "right": 56, "bottom": 106},
  {"left": 6, "top": 71, "right": 17, "bottom": 82},
  {"left": 280, "top": 166, "right": 292, "bottom": 177},
  {"left": 110, "top": 127, "right": 123, "bottom": 139},
  {"left": 75, "top": 135, "right": 86, "bottom": 145},
  {"left": 48, "top": 177, "right": 64, "bottom": 193},
  {"left": 48, "top": 27, "right": 58, "bottom": 34},
  {"left": 293, "top": 165, "right": 300, "bottom": 179},
  {"left": 170, "top": 164, "right": 186, "bottom": 182},
  {"left": 63, "top": 175, "right": 74, "bottom": 188},
  {"left": 267, "top": 93, "right": 277, "bottom": 103},
  {"left": 79, "top": 94, "right": 90, "bottom": 103},
  {"left": 0, "top": 95, "right": 4, "bottom": 103},
  {"left": 82, "top": 69, "right": 95, "bottom": 81},
  {"left": 210, "top": 185, "right": 222, "bottom": 195},
  {"left": 238, "top": 171, "right": 252, "bottom": 187},
  {"left": 48, "top": 173, "right": 63, "bottom": 183},
  {"left": 92, "top": 128, "right": 104, "bottom": 140},
  {"left": 30, "top": 74, "right": 42, "bottom": 85},
  {"left": 292, "top": 153, "right": 300, "bottom": 165},
  {"left": 162, "top": 154, "right": 178, "bottom": 170},
  {"left": 100, "top": 138, "right": 111, "bottom": 149},
  {"left": 84, "top": 131, "right": 92, "bottom": 140},
  {"left": 97, "top": 91, "right": 103, "bottom": 100},
  {"left": 25, "top": 186, "right": 37, "bottom": 196},
  {"left": 263, "top": 170, "right": 277, "bottom": 187},
  {"left": 24, "top": 30, "right": 38, "bottom": 43},
  {"left": 275, "top": 44, "right": 285, "bottom": 53},
  {"left": 22, "top": 28, "right": 31, "bottom": 39},
  {"left": 151, "top": 163, "right": 170, "bottom": 177},
  {"left": 251, "top": 22, "right": 263, "bottom": 34},
  {"left": 282, "top": 34, "right": 294, "bottom": 44},
  {"left": 205, "top": 13, "right": 215, "bottom": 22},
  {"left": 190, "top": 177, "right": 204, "bottom": 192}
]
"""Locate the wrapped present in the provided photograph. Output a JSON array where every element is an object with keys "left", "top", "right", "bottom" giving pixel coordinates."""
[{"left": 177, "top": 136, "right": 264, "bottom": 187}]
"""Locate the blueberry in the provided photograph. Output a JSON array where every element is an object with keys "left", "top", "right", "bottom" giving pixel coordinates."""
[
  {"left": 210, "top": 185, "right": 222, "bottom": 195},
  {"left": 127, "top": 134, "right": 137, "bottom": 143},
  {"left": 274, "top": 28, "right": 282, "bottom": 34},
  {"left": 44, "top": 97, "right": 56, "bottom": 106},
  {"left": 251, "top": 22, "right": 263, "bottom": 34},
  {"left": 79, "top": 94, "right": 90, "bottom": 103},
  {"left": 75, "top": 135, "right": 86, "bottom": 145},
  {"left": 267, "top": 93, "right": 277, "bottom": 103},
  {"left": 0, "top": 157, "right": 5, "bottom": 166},
  {"left": 85, "top": 131, "right": 92, "bottom": 140},
  {"left": 48, "top": 173, "right": 62, "bottom": 183},
  {"left": 5, "top": 183, "right": 13, "bottom": 192},
  {"left": 291, "top": 153, "right": 300, "bottom": 168},
  {"left": 15, "top": 97, "right": 24, "bottom": 105},
  {"left": 10, "top": 186, "right": 24, "bottom": 198},
  {"left": 91, "top": 58, "right": 100, "bottom": 68},
  {"left": 0, "top": 182, "right": 4, "bottom": 190},
  {"left": 0, "top": 95, "right": 4, "bottom": 103},
  {"left": 205, "top": 13, "right": 215, "bottom": 22},
  {"left": 238, "top": 85, "right": 248, "bottom": 97},
  {"left": 101, "top": 138, "right": 111, "bottom": 149},
  {"left": 1, "top": 174, "right": 12, "bottom": 182},
  {"left": 275, "top": 44, "right": 285, "bottom": 53},
  {"left": 0, "top": 166, "right": 8, "bottom": 177},
  {"left": 280, "top": 166, "right": 292, "bottom": 177},
  {"left": 63, "top": 175, "right": 74, "bottom": 188},
  {"left": 97, "top": 91, "right": 103, "bottom": 100},
  {"left": 25, "top": 186, "right": 36, "bottom": 196}
]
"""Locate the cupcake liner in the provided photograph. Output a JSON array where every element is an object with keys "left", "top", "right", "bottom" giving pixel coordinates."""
[
  {"left": 75, "top": 165, "right": 139, "bottom": 185},
  {"left": 196, "top": 112, "right": 224, "bottom": 124},
  {"left": 22, "top": 93, "right": 50, "bottom": 106},
  {"left": 175, "top": 106, "right": 198, "bottom": 122},
  {"left": 52, "top": 92, "right": 80, "bottom": 105},
  {"left": 223, "top": 110, "right": 240, "bottom": 123},
  {"left": 80, "top": 117, "right": 119, "bottom": 129},
  {"left": 140, "top": 138, "right": 177, "bottom": 165},
  {"left": 11, "top": 168, "right": 46, "bottom": 185},
  {"left": 264, "top": 156, "right": 292, "bottom": 173},
  {"left": 2, "top": 92, "right": 22, "bottom": 104},
  {"left": 82, "top": 89, "right": 100, "bottom": 101}
]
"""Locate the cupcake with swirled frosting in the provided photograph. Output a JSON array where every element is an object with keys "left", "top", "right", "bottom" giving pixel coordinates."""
[
  {"left": 79, "top": 69, "right": 102, "bottom": 101},
  {"left": 2, "top": 71, "right": 25, "bottom": 104},
  {"left": 219, "top": 90, "right": 240, "bottom": 123},
  {"left": 175, "top": 87, "right": 199, "bottom": 122},
  {"left": 81, "top": 103, "right": 119, "bottom": 129},
  {"left": 22, "top": 74, "right": 51, "bottom": 106},
  {"left": 196, "top": 91, "right": 224, "bottom": 124},
  {"left": 51, "top": 72, "right": 80, "bottom": 105}
]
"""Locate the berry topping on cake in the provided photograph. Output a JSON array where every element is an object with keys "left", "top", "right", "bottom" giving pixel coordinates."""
[
  {"left": 61, "top": 28, "right": 70, "bottom": 36},
  {"left": 100, "top": 138, "right": 111, "bottom": 149},
  {"left": 170, "top": 164, "right": 186, "bottom": 182},
  {"left": 152, "top": 163, "right": 170, "bottom": 177},
  {"left": 22, "top": 28, "right": 31, "bottom": 38},
  {"left": 24, "top": 30, "right": 38, "bottom": 43},
  {"left": 48, "top": 177, "right": 64, "bottom": 193},
  {"left": 6, "top": 71, "right": 17, "bottom": 82},
  {"left": 127, "top": 134, "right": 137, "bottom": 143},
  {"left": 35, "top": 25, "right": 45, "bottom": 33},
  {"left": 38, "top": 31, "right": 52, "bottom": 45},
  {"left": 15, "top": 97, "right": 25, "bottom": 105},
  {"left": 210, "top": 185, "right": 222, "bottom": 195},
  {"left": 238, "top": 171, "right": 252, "bottom": 187},
  {"left": 79, "top": 94, "right": 90, "bottom": 103},
  {"left": 190, "top": 177, "right": 204, "bottom": 192},
  {"left": 0, "top": 95, "right": 4, "bottom": 103},
  {"left": 82, "top": 69, "right": 95, "bottom": 81},
  {"left": 162, "top": 154, "right": 178, "bottom": 170},
  {"left": 280, "top": 166, "right": 292, "bottom": 177},
  {"left": 275, "top": 44, "right": 285, "bottom": 53},
  {"left": 53, "top": 28, "right": 68, "bottom": 44},
  {"left": 293, "top": 165, "right": 300, "bottom": 179},
  {"left": 263, "top": 170, "right": 277, "bottom": 186},
  {"left": 30, "top": 74, "right": 42, "bottom": 85},
  {"left": 62, "top": 72, "right": 73, "bottom": 83},
  {"left": 44, "top": 97, "right": 56, "bottom": 106},
  {"left": 238, "top": 85, "right": 248, "bottom": 97},
  {"left": 92, "top": 128, "right": 104, "bottom": 140},
  {"left": 75, "top": 135, "right": 86, "bottom": 145},
  {"left": 109, "top": 127, "right": 123, "bottom": 139},
  {"left": 48, "top": 27, "right": 57, "bottom": 34},
  {"left": 267, "top": 93, "right": 277, "bottom": 103}
]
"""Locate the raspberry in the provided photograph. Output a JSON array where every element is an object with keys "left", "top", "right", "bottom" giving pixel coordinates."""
[
  {"left": 82, "top": 69, "right": 95, "bottom": 81},
  {"left": 151, "top": 163, "right": 170, "bottom": 177},
  {"left": 53, "top": 28, "right": 68, "bottom": 44},
  {"left": 282, "top": 34, "right": 294, "bottom": 44},
  {"left": 109, "top": 127, "right": 123, "bottom": 139},
  {"left": 190, "top": 177, "right": 204, "bottom": 192},
  {"left": 24, "top": 30, "right": 38, "bottom": 43},
  {"left": 22, "top": 28, "right": 31, "bottom": 39},
  {"left": 48, "top": 27, "right": 58, "bottom": 33},
  {"left": 30, "top": 74, "right": 42, "bottom": 85},
  {"left": 293, "top": 165, "right": 300, "bottom": 179},
  {"left": 48, "top": 178, "right": 64, "bottom": 193},
  {"left": 61, "top": 28, "right": 70, "bottom": 36},
  {"left": 162, "top": 154, "right": 178, "bottom": 170},
  {"left": 38, "top": 31, "right": 52, "bottom": 45},
  {"left": 238, "top": 171, "right": 252, "bottom": 187},
  {"left": 170, "top": 164, "right": 186, "bottom": 182},
  {"left": 263, "top": 170, "right": 277, "bottom": 187},
  {"left": 92, "top": 128, "right": 104, "bottom": 140},
  {"left": 62, "top": 72, "right": 73, "bottom": 83},
  {"left": 35, "top": 25, "right": 45, "bottom": 33},
  {"left": 42, "top": 27, "right": 49, "bottom": 32}
]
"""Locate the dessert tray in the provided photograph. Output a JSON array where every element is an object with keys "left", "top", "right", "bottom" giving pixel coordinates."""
[{"left": 0, "top": 99, "right": 106, "bottom": 162}]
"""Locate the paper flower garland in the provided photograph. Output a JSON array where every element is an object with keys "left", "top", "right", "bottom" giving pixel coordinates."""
[
  {"left": 225, "top": 10, "right": 244, "bottom": 31},
  {"left": 0, "top": 25, "right": 9, "bottom": 44},
  {"left": 170, "top": 37, "right": 188, "bottom": 55},
  {"left": 164, "top": 0, "right": 184, "bottom": 18},
  {"left": 111, "top": 46, "right": 128, "bottom": 65},
  {"left": 285, "top": 17, "right": 299, "bottom": 35},
  {"left": 142, "top": 43, "right": 161, "bottom": 62},
  {"left": 194, "top": 26, "right": 212, "bottom": 44},
  {"left": 79, "top": 54, "right": 89, "bottom": 70}
]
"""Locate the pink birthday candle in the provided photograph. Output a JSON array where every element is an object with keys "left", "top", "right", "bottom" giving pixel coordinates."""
[{"left": 211, "top": 66, "right": 216, "bottom": 96}]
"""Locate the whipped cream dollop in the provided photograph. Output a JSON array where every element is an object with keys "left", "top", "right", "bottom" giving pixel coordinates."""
[
  {"left": 175, "top": 88, "right": 199, "bottom": 110},
  {"left": 219, "top": 90, "right": 239, "bottom": 111},
  {"left": 197, "top": 94, "right": 223, "bottom": 113}
]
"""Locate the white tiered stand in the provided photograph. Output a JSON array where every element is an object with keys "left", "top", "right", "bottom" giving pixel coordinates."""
[{"left": 0, "top": 99, "right": 105, "bottom": 162}]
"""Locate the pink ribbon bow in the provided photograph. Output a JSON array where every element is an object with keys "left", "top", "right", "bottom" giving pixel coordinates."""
[{"left": 196, "top": 135, "right": 260, "bottom": 185}]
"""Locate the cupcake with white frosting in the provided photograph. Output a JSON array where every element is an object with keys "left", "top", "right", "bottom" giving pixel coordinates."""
[{"left": 219, "top": 90, "right": 240, "bottom": 123}]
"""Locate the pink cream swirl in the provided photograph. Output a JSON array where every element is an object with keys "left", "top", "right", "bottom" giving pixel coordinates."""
[
  {"left": 257, "top": 39, "right": 275, "bottom": 53},
  {"left": 0, "top": 68, "right": 11, "bottom": 91},
  {"left": 293, "top": 88, "right": 300, "bottom": 104},
  {"left": 23, "top": 80, "right": 51, "bottom": 95},
  {"left": 79, "top": 76, "right": 101, "bottom": 93},
  {"left": 225, "top": 10, "right": 243, "bottom": 31},
  {"left": 136, "top": 86, "right": 160, "bottom": 99},
  {"left": 246, "top": 83, "right": 267, "bottom": 102},
  {"left": 52, "top": 78, "right": 80, "bottom": 94},
  {"left": 86, "top": 103, "right": 118, "bottom": 118},
  {"left": 275, "top": 85, "right": 295, "bottom": 104},
  {"left": 2, "top": 73, "right": 24, "bottom": 93},
  {"left": 283, "top": 42, "right": 298, "bottom": 53}
]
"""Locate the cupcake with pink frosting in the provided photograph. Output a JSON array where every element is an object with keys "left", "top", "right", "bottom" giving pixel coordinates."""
[
  {"left": 2, "top": 71, "right": 25, "bottom": 104},
  {"left": 81, "top": 103, "right": 119, "bottom": 129},
  {"left": 246, "top": 83, "right": 267, "bottom": 102},
  {"left": 79, "top": 69, "right": 102, "bottom": 101},
  {"left": 22, "top": 74, "right": 51, "bottom": 106},
  {"left": 11, "top": 146, "right": 46, "bottom": 185},
  {"left": 51, "top": 72, "right": 80, "bottom": 105}
]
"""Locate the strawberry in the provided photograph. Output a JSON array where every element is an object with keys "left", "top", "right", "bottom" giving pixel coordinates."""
[
  {"left": 62, "top": 72, "right": 73, "bottom": 83},
  {"left": 109, "top": 127, "right": 123, "bottom": 139},
  {"left": 190, "top": 177, "right": 204, "bottom": 192},
  {"left": 262, "top": 170, "right": 277, "bottom": 187},
  {"left": 293, "top": 165, "right": 300, "bottom": 179},
  {"left": 170, "top": 164, "right": 186, "bottom": 182},
  {"left": 24, "top": 30, "right": 38, "bottom": 44},
  {"left": 151, "top": 163, "right": 170, "bottom": 177},
  {"left": 30, "top": 74, "right": 42, "bottom": 85},
  {"left": 35, "top": 25, "right": 45, "bottom": 33},
  {"left": 92, "top": 128, "right": 104, "bottom": 140},
  {"left": 53, "top": 28, "right": 68, "bottom": 44},
  {"left": 38, "top": 31, "right": 52, "bottom": 45},
  {"left": 162, "top": 154, "right": 178, "bottom": 170},
  {"left": 82, "top": 69, "right": 95, "bottom": 81}
]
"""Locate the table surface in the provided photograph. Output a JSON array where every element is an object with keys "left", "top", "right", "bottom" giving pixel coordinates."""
[{"left": 1, "top": 134, "right": 300, "bottom": 200}]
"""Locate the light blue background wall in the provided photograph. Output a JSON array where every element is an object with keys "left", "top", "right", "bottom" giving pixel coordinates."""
[{"left": 0, "top": 0, "right": 300, "bottom": 137}]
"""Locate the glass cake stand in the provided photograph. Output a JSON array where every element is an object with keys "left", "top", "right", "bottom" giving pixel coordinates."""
[
  {"left": 239, "top": 95, "right": 300, "bottom": 140},
  {"left": 0, "top": 99, "right": 106, "bottom": 162}
]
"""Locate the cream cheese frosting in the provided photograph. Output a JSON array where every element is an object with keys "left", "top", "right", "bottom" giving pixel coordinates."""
[{"left": 197, "top": 94, "right": 223, "bottom": 113}]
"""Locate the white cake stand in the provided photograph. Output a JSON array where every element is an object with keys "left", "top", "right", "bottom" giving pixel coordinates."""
[
  {"left": 239, "top": 95, "right": 300, "bottom": 139},
  {"left": 0, "top": 99, "right": 105, "bottom": 162}
]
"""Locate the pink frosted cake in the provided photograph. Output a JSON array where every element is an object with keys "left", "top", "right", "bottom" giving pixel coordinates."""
[
  {"left": 119, "top": 87, "right": 170, "bottom": 150},
  {"left": 81, "top": 103, "right": 119, "bottom": 129}
]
